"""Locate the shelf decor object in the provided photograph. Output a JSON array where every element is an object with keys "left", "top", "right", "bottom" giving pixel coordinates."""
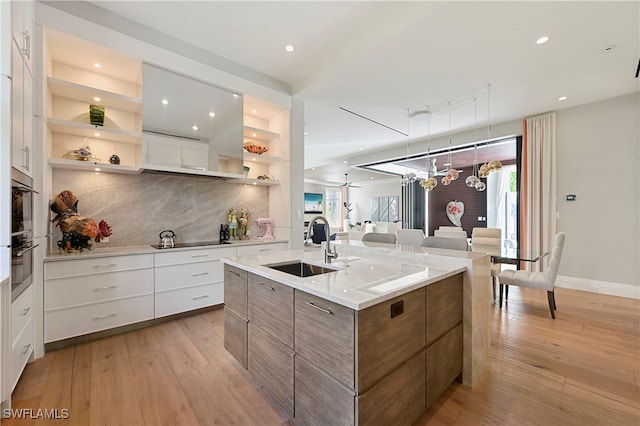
[
  {"left": 89, "top": 103, "right": 105, "bottom": 126},
  {"left": 446, "top": 200, "right": 464, "bottom": 227},
  {"left": 243, "top": 141, "right": 268, "bottom": 155},
  {"left": 50, "top": 190, "right": 113, "bottom": 252}
]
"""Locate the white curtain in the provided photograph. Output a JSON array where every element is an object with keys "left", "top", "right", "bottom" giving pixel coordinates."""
[{"left": 524, "top": 113, "right": 557, "bottom": 272}]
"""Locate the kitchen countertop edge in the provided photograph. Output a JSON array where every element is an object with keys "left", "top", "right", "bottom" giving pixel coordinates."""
[{"left": 44, "top": 239, "right": 289, "bottom": 262}]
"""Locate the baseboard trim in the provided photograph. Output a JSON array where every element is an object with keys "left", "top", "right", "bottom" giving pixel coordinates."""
[{"left": 556, "top": 275, "right": 640, "bottom": 300}]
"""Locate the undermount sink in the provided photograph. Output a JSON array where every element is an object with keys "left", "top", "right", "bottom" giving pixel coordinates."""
[{"left": 265, "top": 260, "right": 339, "bottom": 277}]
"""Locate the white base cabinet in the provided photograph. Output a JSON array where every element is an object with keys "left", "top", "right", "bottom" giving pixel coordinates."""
[
  {"left": 10, "top": 285, "right": 34, "bottom": 392},
  {"left": 44, "top": 254, "right": 154, "bottom": 343}
]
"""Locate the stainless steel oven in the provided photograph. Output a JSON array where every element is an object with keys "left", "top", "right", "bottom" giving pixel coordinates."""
[{"left": 11, "top": 167, "right": 38, "bottom": 301}]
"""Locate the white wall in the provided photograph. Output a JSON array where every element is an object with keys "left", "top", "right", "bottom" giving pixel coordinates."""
[
  {"left": 556, "top": 93, "right": 639, "bottom": 291},
  {"left": 347, "top": 180, "right": 402, "bottom": 226}
]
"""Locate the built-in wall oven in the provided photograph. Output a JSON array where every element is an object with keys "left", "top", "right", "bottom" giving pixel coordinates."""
[{"left": 11, "top": 167, "right": 38, "bottom": 301}]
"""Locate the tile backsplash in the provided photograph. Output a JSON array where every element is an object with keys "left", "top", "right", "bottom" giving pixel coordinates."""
[{"left": 50, "top": 170, "right": 269, "bottom": 248}]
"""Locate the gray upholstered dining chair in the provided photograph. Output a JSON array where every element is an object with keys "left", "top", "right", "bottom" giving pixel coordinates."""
[
  {"left": 498, "top": 232, "right": 566, "bottom": 319},
  {"left": 362, "top": 232, "right": 397, "bottom": 244},
  {"left": 471, "top": 227, "right": 502, "bottom": 302},
  {"left": 396, "top": 229, "right": 425, "bottom": 246},
  {"left": 421, "top": 236, "right": 469, "bottom": 251}
]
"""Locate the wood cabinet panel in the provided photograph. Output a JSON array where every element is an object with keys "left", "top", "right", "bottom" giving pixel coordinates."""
[
  {"left": 426, "top": 273, "right": 463, "bottom": 346},
  {"left": 224, "top": 307, "right": 248, "bottom": 368},
  {"left": 426, "top": 323, "right": 463, "bottom": 408},
  {"left": 357, "top": 288, "right": 425, "bottom": 392},
  {"left": 223, "top": 265, "right": 247, "bottom": 316},
  {"left": 294, "top": 355, "right": 355, "bottom": 426},
  {"left": 247, "top": 324, "right": 294, "bottom": 415},
  {"left": 294, "top": 289, "right": 355, "bottom": 388},
  {"left": 248, "top": 273, "right": 293, "bottom": 349},
  {"left": 357, "top": 350, "right": 425, "bottom": 426}
]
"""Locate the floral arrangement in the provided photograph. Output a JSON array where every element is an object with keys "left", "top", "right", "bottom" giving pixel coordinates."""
[{"left": 50, "top": 190, "right": 112, "bottom": 252}]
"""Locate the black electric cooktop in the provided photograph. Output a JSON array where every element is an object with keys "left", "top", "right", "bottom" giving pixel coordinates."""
[{"left": 150, "top": 240, "right": 232, "bottom": 249}]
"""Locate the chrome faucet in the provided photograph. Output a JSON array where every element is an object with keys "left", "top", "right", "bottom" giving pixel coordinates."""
[{"left": 306, "top": 216, "right": 338, "bottom": 263}]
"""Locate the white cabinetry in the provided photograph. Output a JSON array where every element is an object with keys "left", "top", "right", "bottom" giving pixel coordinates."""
[
  {"left": 44, "top": 31, "right": 143, "bottom": 174},
  {"left": 11, "top": 18, "right": 33, "bottom": 177},
  {"left": 142, "top": 132, "right": 209, "bottom": 172},
  {"left": 43, "top": 254, "right": 154, "bottom": 343},
  {"left": 154, "top": 246, "right": 234, "bottom": 317},
  {"left": 10, "top": 285, "right": 34, "bottom": 392},
  {"left": 235, "top": 242, "right": 288, "bottom": 256}
]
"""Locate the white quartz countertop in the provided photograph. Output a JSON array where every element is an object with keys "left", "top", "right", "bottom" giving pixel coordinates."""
[
  {"left": 44, "top": 239, "right": 289, "bottom": 262},
  {"left": 222, "top": 241, "right": 479, "bottom": 310}
]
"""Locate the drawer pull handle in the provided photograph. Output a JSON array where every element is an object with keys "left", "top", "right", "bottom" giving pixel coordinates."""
[
  {"left": 92, "top": 313, "right": 117, "bottom": 320},
  {"left": 192, "top": 272, "right": 209, "bottom": 277},
  {"left": 93, "top": 263, "right": 117, "bottom": 268},
  {"left": 92, "top": 285, "right": 118, "bottom": 291},
  {"left": 192, "top": 254, "right": 209, "bottom": 258},
  {"left": 258, "top": 248, "right": 270, "bottom": 252},
  {"left": 260, "top": 282, "right": 275, "bottom": 291},
  {"left": 305, "top": 301, "right": 333, "bottom": 315},
  {"left": 192, "top": 294, "right": 210, "bottom": 300},
  {"left": 20, "top": 307, "right": 31, "bottom": 316},
  {"left": 21, "top": 344, "right": 31, "bottom": 355},
  {"left": 228, "top": 270, "right": 242, "bottom": 278}
]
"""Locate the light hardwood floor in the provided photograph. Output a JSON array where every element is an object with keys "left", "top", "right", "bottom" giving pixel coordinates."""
[{"left": 4, "top": 287, "right": 639, "bottom": 425}]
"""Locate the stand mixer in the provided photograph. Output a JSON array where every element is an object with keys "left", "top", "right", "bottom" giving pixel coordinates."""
[{"left": 255, "top": 218, "right": 274, "bottom": 240}]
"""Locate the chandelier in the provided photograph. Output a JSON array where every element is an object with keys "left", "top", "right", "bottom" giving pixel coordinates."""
[
  {"left": 478, "top": 84, "right": 502, "bottom": 177},
  {"left": 418, "top": 107, "right": 438, "bottom": 191}
]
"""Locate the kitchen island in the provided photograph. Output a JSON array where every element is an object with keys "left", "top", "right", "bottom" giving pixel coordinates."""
[{"left": 222, "top": 241, "right": 492, "bottom": 425}]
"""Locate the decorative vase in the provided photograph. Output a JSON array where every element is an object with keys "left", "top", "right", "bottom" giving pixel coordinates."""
[
  {"left": 109, "top": 152, "right": 121, "bottom": 165},
  {"left": 89, "top": 104, "right": 105, "bottom": 126}
]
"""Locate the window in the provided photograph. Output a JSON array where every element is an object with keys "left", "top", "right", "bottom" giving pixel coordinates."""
[{"left": 325, "top": 188, "right": 341, "bottom": 229}]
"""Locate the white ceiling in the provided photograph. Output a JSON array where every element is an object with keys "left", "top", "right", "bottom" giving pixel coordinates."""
[{"left": 85, "top": 1, "right": 639, "bottom": 184}]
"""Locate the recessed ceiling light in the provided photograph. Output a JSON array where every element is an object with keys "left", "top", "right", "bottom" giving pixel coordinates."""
[
  {"left": 285, "top": 44, "right": 295, "bottom": 53},
  {"left": 93, "top": 97, "right": 101, "bottom": 102},
  {"left": 192, "top": 125, "right": 198, "bottom": 131},
  {"left": 94, "top": 168, "right": 101, "bottom": 172},
  {"left": 359, "top": 147, "right": 364, "bottom": 151},
  {"left": 304, "top": 131, "right": 308, "bottom": 135},
  {"left": 558, "top": 96, "right": 568, "bottom": 101},
  {"left": 311, "top": 167, "right": 316, "bottom": 171},
  {"left": 94, "top": 132, "right": 100, "bottom": 137},
  {"left": 536, "top": 36, "right": 549, "bottom": 45},
  {"left": 233, "top": 93, "right": 239, "bottom": 97},
  {"left": 343, "top": 160, "right": 347, "bottom": 164},
  {"left": 209, "top": 112, "right": 216, "bottom": 117},
  {"left": 252, "top": 133, "right": 257, "bottom": 137},
  {"left": 370, "top": 177, "right": 374, "bottom": 180},
  {"left": 94, "top": 63, "right": 101, "bottom": 68},
  {"left": 252, "top": 109, "right": 257, "bottom": 114},
  {"left": 162, "top": 99, "right": 168, "bottom": 105}
]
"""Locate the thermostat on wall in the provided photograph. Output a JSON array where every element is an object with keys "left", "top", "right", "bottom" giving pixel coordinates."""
[{"left": 566, "top": 194, "right": 577, "bottom": 201}]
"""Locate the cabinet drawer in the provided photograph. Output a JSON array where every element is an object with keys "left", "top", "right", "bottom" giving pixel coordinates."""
[
  {"left": 295, "top": 289, "right": 355, "bottom": 388},
  {"left": 248, "top": 324, "right": 294, "bottom": 415},
  {"left": 224, "top": 265, "right": 248, "bottom": 316},
  {"left": 44, "top": 254, "right": 153, "bottom": 279},
  {"left": 155, "top": 282, "right": 223, "bottom": 318},
  {"left": 155, "top": 260, "right": 222, "bottom": 291},
  {"left": 155, "top": 246, "right": 235, "bottom": 266},
  {"left": 11, "top": 317, "right": 34, "bottom": 392},
  {"left": 426, "top": 323, "right": 463, "bottom": 408},
  {"left": 357, "top": 349, "right": 425, "bottom": 426},
  {"left": 44, "top": 295, "right": 154, "bottom": 343},
  {"left": 45, "top": 268, "right": 154, "bottom": 310},
  {"left": 11, "top": 284, "right": 34, "bottom": 342},
  {"left": 294, "top": 355, "right": 355, "bottom": 426},
  {"left": 426, "top": 273, "right": 463, "bottom": 346},
  {"left": 235, "top": 243, "right": 287, "bottom": 256},
  {"left": 248, "top": 273, "right": 293, "bottom": 349},
  {"left": 224, "top": 307, "right": 248, "bottom": 368},
  {"left": 357, "top": 288, "right": 425, "bottom": 392}
]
